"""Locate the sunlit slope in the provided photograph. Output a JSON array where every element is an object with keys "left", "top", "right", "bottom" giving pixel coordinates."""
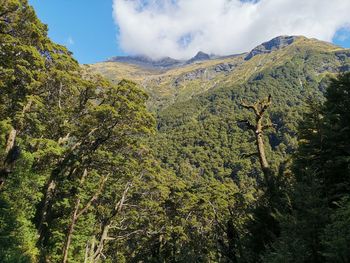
[
  {"left": 88, "top": 36, "right": 349, "bottom": 111},
  {"left": 148, "top": 37, "right": 350, "bottom": 185}
]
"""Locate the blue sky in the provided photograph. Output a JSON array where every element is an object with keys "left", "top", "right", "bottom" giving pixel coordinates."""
[
  {"left": 29, "top": 0, "right": 350, "bottom": 64},
  {"left": 333, "top": 28, "right": 350, "bottom": 49},
  {"left": 29, "top": 0, "right": 125, "bottom": 64}
]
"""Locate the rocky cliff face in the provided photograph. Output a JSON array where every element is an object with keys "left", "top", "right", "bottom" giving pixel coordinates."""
[{"left": 245, "top": 35, "right": 298, "bottom": 60}]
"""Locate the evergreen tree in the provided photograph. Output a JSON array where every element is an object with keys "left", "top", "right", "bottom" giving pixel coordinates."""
[{"left": 265, "top": 73, "right": 350, "bottom": 263}]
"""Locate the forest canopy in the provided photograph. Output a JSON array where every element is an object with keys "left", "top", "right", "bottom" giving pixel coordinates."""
[{"left": 0, "top": 1, "right": 350, "bottom": 262}]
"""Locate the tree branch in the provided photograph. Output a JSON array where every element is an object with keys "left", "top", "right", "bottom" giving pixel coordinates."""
[
  {"left": 77, "top": 174, "right": 109, "bottom": 218},
  {"left": 259, "top": 95, "right": 272, "bottom": 116},
  {"left": 240, "top": 100, "right": 259, "bottom": 116}
]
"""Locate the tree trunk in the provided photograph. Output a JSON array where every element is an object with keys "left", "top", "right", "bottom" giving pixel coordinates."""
[
  {"left": 58, "top": 82, "right": 63, "bottom": 110},
  {"left": 84, "top": 236, "right": 96, "bottom": 263},
  {"left": 93, "top": 224, "right": 110, "bottom": 262},
  {"left": 62, "top": 171, "right": 107, "bottom": 263},
  {"left": 84, "top": 240, "right": 90, "bottom": 263},
  {"left": 255, "top": 119, "right": 270, "bottom": 176},
  {"left": 5, "top": 129, "right": 16, "bottom": 154},
  {"left": 38, "top": 178, "right": 56, "bottom": 242},
  {"left": 62, "top": 198, "right": 81, "bottom": 263},
  {"left": 240, "top": 96, "right": 272, "bottom": 180},
  {"left": 93, "top": 182, "right": 131, "bottom": 262}
]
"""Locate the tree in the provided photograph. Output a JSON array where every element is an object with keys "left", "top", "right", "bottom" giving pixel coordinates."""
[
  {"left": 239, "top": 95, "right": 273, "bottom": 181},
  {"left": 0, "top": 1, "right": 168, "bottom": 262},
  {"left": 265, "top": 72, "right": 350, "bottom": 263}
]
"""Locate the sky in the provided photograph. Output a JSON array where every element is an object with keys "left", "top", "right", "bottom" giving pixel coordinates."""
[
  {"left": 29, "top": 0, "right": 350, "bottom": 64},
  {"left": 29, "top": 0, "right": 125, "bottom": 64}
]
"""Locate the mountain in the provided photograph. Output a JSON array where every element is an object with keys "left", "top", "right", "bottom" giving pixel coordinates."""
[
  {"left": 107, "top": 51, "right": 225, "bottom": 70},
  {"left": 87, "top": 35, "right": 349, "bottom": 111},
  {"left": 244, "top": 35, "right": 298, "bottom": 60},
  {"left": 107, "top": 55, "right": 183, "bottom": 69},
  {"left": 87, "top": 34, "right": 350, "bottom": 191},
  {"left": 4, "top": 0, "right": 350, "bottom": 260},
  {"left": 88, "top": 34, "right": 350, "bottom": 192},
  {"left": 186, "top": 51, "right": 211, "bottom": 64}
]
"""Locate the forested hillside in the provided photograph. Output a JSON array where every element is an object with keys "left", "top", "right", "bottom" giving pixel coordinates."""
[
  {"left": 1, "top": 1, "right": 350, "bottom": 262},
  {"left": 90, "top": 35, "right": 349, "bottom": 111}
]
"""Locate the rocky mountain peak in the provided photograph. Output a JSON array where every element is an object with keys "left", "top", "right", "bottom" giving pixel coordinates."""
[
  {"left": 187, "top": 51, "right": 211, "bottom": 64},
  {"left": 245, "top": 35, "right": 299, "bottom": 60}
]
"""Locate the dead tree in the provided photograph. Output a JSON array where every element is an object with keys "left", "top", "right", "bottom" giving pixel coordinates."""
[
  {"left": 238, "top": 95, "right": 274, "bottom": 183},
  {"left": 238, "top": 95, "right": 288, "bottom": 258}
]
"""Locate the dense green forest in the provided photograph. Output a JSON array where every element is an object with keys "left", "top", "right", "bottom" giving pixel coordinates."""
[{"left": 1, "top": 0, "right": 350, "bottom": 262}]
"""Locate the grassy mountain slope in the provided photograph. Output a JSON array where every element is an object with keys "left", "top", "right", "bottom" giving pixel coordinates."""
[
  {"left": 87, "top": 35, "right": 350, "bottom": 192},
  {"left": 89, "top": 35, "right": 350, "bottom": 192},
  {"left": 88, "top": 36, "right": 349, "bottom": 111},
  {"left": 87, "top": 55, "right": 244, "bottom": 110}
]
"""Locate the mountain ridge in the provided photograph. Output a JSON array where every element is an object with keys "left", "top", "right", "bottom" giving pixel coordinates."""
[
  {"left": 88, "top": 35, "right": 349, "bottom": 111},
  {"left": 105, "top": 35, "right": 327, "bottom": 70},
  {"left": 107, "top": 51, "right": 223, "bottom": 69}
]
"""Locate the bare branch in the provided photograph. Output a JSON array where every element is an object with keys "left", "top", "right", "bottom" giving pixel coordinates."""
[
  {"left": 77, "top": 174, "right": 109, "bottom": 218},
  {"left": 114, "top": 230, "right": 144, "bottom": 240},
  {"left": 70, "top": 127, "right": 98, "bottom": 151},
  {"left": 239, "top": 95, "right": 273, "bottom": 178},
  {"left": 259, "top": 95, "right": 272, "bottom": 116},
  {"left": 92, "top": 180, "right": 133, "bottom": 262},
  {"left": 114, "top": 182, "right": 132, "bottom": 213},
  {"left": 240, "top": 100, "right": 259, "bottom": 116}
]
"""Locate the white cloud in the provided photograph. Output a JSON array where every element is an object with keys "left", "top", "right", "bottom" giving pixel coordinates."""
[{"left": 113, "top": 0, "right": 350, "bottom": 59}]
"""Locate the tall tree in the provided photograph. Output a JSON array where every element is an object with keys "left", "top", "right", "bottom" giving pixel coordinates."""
[
  {"left": 264, "top": 72, "right": 350, "bottom": 263},
  {"left": 0, "top": 1, "right": 169, "bottom": 262}
]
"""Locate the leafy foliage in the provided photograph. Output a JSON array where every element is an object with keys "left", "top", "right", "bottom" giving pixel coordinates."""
[
  {"left": 1, "top": 1, "right": 350, "bottom": 262},
  {"left": 264, "top": 72, "right": 350, "bottom": 263}
]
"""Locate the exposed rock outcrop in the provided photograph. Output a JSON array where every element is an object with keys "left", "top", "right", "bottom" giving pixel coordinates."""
[
  {"left": 245, "top": 36, "right": 298, "bottom": 60},
  {"left": 186, "top": 51, "right": 211, "bottom": 64}
]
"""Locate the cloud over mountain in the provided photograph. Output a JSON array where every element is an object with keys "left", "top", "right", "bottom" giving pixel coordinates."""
[{"left": 113, "top": 0, "right": 350, "bottom": 59}]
